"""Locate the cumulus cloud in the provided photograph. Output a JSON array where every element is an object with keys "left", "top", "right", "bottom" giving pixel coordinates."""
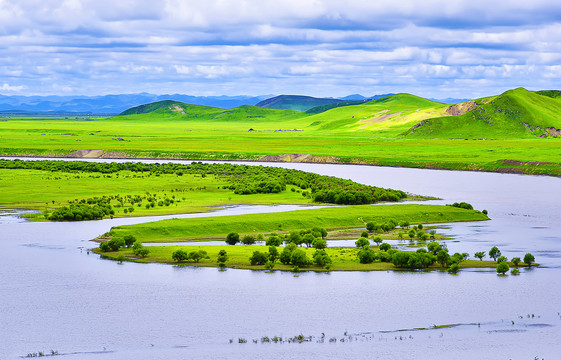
[{"left": 1, "top": 0, "right": 561, "bottom": 97}]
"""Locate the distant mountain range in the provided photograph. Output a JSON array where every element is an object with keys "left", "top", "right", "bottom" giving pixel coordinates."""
[{"left": 0, "top": 93, "right": 468, "bottom": 114}]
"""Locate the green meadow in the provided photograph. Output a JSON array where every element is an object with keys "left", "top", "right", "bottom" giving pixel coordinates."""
[
  {"left": 1, "top": 88, "right": 560, "bottom": 175},
  {"left": 107, "top": 204, "right": 488, "bottom": 242},
  {"left": 96, "top": 244, "right": 505, "bottom": 272},
  {"left": 0, "top": 168, "right": 310, "bottom": 218}
]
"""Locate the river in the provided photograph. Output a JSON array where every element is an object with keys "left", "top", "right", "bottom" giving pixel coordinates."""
[{"left": 1, "top": 158, "right": 560, "bottom": 359}]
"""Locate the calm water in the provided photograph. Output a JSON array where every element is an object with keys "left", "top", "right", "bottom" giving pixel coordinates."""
[{"left": 1, "top": 158, "right": 561, "bottom": 359}]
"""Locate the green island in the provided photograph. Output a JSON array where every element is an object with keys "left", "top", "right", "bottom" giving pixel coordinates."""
[
  {"left": 1, "top": 87, "right": 548, "bottom": 273},
  {"left": 1, "top": 87, "right": 560, "bottom": 176}
]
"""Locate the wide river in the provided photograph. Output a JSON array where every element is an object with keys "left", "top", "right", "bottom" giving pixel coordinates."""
[{"left": 1, "top": 159, "right": 560, "bottom": 359}]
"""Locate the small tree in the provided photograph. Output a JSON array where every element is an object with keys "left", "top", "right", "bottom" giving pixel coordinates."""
[
  {"left": 355, "top": 237, "right": 370, "bottom": 248},
  {"left": 429, "top": 230, "right": 436, "bottom": 239},
  {"left": 287, "top": 231, "right": 302, "bottom": 246},
  {"left": 313, "top": 249, "right": 332, "bottom": 268},
  {"left": 217, "top": 249, "right": 229, "bottom": 263},
  {"left": 474, "top": 251, "right": 485, "bottom": 261},
  {"left": 312, "top": 226, "right": 328, "bottom": 239},
  {"left": 360, "top": 230, "right": 369, "bottom": 238},
  {"left": 302, "top": 234, "right": 316, "bottom": 248},
  {"left": 400, "top": 221, "right": 410, "bottom": 229},
  {"left": 136, "top": 247, "right": 150, "bottom": 257},
  {"left": 379, "top": 242, "right": 391, "bottom": 252},
  {"left": 188, "top": 250, "right": 207, "bottom": 263},
  {"left": 265, "top": 235, "right": 283, "bottom": 247},
  {"left": 511, "top": 257, "right": 521, "bottom": 267},
  {"left": 312, "top": 238, "right": 327, "bottom": 250},
  {"left": 497, "top": 256, "right": 508, "bottom": 263},
  {"left": 448, "top": 263, "right": 460, "bottom": 274},
  {"left": 249, "top": 251, "right": 268, "bottom": 265},
  {"left": 437, "top": 250, "right": 450, "bottom": 268},
  {"left": 264, "top": 260, "right": 275, "bottom": 271},
  {"left": 427, "top": 241, "right": 442, "bottom": 255},
  {"left": 172, "top": 249, "right": 188, "bottom": 262},
  {"left": 373, "top": 236, "right": 383, "bottom": 247},
  {"left": 358, "top": 248, "right": 375, "bottom": 264},
  {"left": 268, "top": 246, "right": 279, "bottom": 262},
  {"left": 523, "top": 253, "right": 535, "bottom": 267},
  {"left": 124, "top": 234, "right": 136, "bottom": 247},
  {"left": 290, "top": 249, "right": 309, "bottom": 267},
  {"left": 496, "top": 262, "right": 509, "bottom": 275},
  {"left": 489, "top": 246, "right": 501, "bottom": 261},
  {"left": 225, "top": 232, "right": 240, "bottom": 245},
  {"left": 366, "top": 222, "right": 376, "bottom": 232},
  {"left": 241, "top": 235, "right": 256, "bottom": 245}
]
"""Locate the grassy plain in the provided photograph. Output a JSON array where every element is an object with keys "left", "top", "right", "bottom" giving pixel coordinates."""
[
  {"left": 108, "top": 205, "right": 488, "bottom": 242},
  {"left": 0, "top": 168, "right": 310, "bottom": 218},
  {"left": 95, "top": 244, "right": 506, "bottom": 271},
  {"left": 1, "top": 98, "right": 560, "bottom": 175}
]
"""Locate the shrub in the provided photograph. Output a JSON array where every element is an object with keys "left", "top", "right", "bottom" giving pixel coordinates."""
[
  {"left": 172, "top": 249, "right": 188, "bottom": 262},
  {"left": 355, "top": 237, "right": 370, "bottom": 248},
  {"left": 524, "top": 253, "right": 535, "bottom": 267},
  {"left": 290, "top": 249, "right": 309, "bottom": 267},
  {"left": 241, "top": 235, "right": 256, "bottom": 245},
  {"left": 379, "top": 242, "right": 391, "bottom": 252},
  {"left": 249, "top": 251, "right": 268, "bottom": 265},
  {"left": 358, "top": 248, "right": 375, "bottom": 264},
  {"left": 312, "top": 238, "right": 327, "bottom": 249},
  {"left": 225, "top": 232, "right": 240, "bottom": 245},
  {"left": 496, "top": 262, "right": 509, "bottom": 275}
]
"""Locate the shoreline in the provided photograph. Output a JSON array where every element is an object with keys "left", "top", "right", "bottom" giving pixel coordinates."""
[{"left": 2, "top": 153, "right": 560, "bottom": 178}]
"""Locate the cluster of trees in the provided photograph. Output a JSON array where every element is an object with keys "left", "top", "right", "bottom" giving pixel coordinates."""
[
  {"left": 447, "top": 202, "right": 474, "bottom": 210},
  {"left": 1, "top": 159, "right": 407, "bottom": 206},
  {"left": 48, "top": 203, "right": 114, "bottom": 221},
  {"left": 225, "top": 227, "right": 328, "bottom": 248},
  {"left": 473, "top": 246, "right": 535, "bottom": 275},
  {"left": 172, "top": 249, "right": 208, "bottom": 263},
  {"left": 99, "top": 235, "right": 149, "bottom": 257}
]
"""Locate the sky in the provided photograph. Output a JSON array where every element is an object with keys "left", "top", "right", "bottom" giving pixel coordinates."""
[{"left": 1, "top": 0, "right": 561, "bottom": 99}]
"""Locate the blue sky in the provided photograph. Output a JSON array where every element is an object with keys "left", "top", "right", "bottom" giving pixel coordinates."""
[{"left": 1, "top": 0, "right": 561, "bottom": 98}]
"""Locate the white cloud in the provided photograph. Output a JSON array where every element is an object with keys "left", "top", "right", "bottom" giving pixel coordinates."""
[{"left": 1, "top": 83, "right": 25, "bottom": 91}]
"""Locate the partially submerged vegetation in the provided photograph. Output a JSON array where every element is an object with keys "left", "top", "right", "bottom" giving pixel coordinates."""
[
  {"left": 91, "top": 204, "right": 515, "bottom": 272},
  {"left": 0, "top": 159, "right": 408, "bottom": 220}
]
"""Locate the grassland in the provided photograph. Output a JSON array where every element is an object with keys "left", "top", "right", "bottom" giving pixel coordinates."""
[
  {"left": 0, "top": 168, "right": 311, "bottom": 219},
  {"left": 1, "top": 89, "right": 560, "bottom": 176},
  {"left": 95, "top": 244, "right": 507, "bottom": 272},
  {"left": 107, "top": 205, "right": 488, "bottom": 242}
]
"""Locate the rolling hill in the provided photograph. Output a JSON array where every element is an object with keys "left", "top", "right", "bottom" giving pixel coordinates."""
[
  {"left": 404, "top": 88, "right": 561, "bottom": 139},
  {"left": 255, "top": 95, "right": 343, "bottom": 111}
]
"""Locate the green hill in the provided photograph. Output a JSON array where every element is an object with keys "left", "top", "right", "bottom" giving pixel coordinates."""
[
  {"left": 256, "top": 95, "right": 343, "bottom": 112},
  {"left": 404, "top": 88, "right": 561, "bottom": 139}
]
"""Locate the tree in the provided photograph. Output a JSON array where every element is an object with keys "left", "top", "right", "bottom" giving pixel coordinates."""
[
  {"left": 264, "top": 260, "right": 275, "bottom": 271},
  {"left": 172, "top": 249, "right": 188, "bottom": 262},
  {"left": 448, "top": 263, "right": 460, "bottom": 274},
  {"left": 429, "top": 230, "right": 436, "bottom": 239},
  {"left": 312, "top": 238, "right": 327, "bottom": 249},
  {"left": 290, "top": 249, "right": 309, "bottom": 267},
  {"left": 408, "top": 229, "right": 416, "bottom": 241},
  {"left": 135, "top": 247, "right": 150, "bottom": 257},
  {"left": 312, "top": 226, "right": 328, "bottom": 239},
  {"left": 497, "top": 256, "right": 507, "bottom": 263},
  {"left": 511, "top": 257, "right": 521, "bottom": 267},
  {"left": 379, "top": 242, "right": 391, "bottom": 252},
  {"left": 188, "top": 250, "right": 207, "bottom": 263},
  {"left": 217, "top": 249, "right": 228, "bottom": 263},
  {"left": 474, "top": 251, "right": 485, "bottom": 261},
  {"left": 436, "top": 250, "right": 450, "bottom": 268},
  {"left": 268, "top": 246, "right": 279, "bottom": 262},
  {"left": 391, "top": 251, "right": 410, "bottom": 268},
  {"left": 496, "top": 262, "right": 509, "bottom": 275},
  {"left": 524, "top": 253, "right": 535, "bottom": 267},
  {"left": 360, "top": 230, "right": 369, "bottom": 238},
  {"left": 241, "top": 235, "right": 256, "bottom": 245},
  {"left": 313, "top": 249, "right": 332, "bottom": 268},
  {"left": 124, "top": 234, "right": 136, "bottom": 247},
  {"left": 225, "top": 232, "right": 240, "bottom": 245},
  {"left": 489, "top": 246, "right": 501, "bottom": 261},
  {"left": 373, "top": 236, "right": 383, "bottom": 247},
  {"left": 287, "top": 231, "right": 302, "bottom": 246},
  {"left": 302, "top": 234, "right": 316, "bottom": 247},
  {"left": 366, "top": 222, "right": 377, "bottom": 232},
  {"left": 358, "top": 248, "right": 375, "bottom": 264},
  {"left": 400, "top": 221, "right": 410, "bottom": 229},
  {"left": 249, "top": 251, "right": 268, "bottom": 265},
  {"left": 355, "top": 237, "right": 370, "bottom": 248},
  {"left": 265, "top": 235, "right": 283, "bottom": 247},
  {"left": 427, "top": 241, "right": 442, "bottom": 255}
]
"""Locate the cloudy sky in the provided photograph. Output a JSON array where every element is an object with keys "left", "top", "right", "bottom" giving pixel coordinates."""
[{"left": 1, "top": 0, "right": 561, "bottom": 98}]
